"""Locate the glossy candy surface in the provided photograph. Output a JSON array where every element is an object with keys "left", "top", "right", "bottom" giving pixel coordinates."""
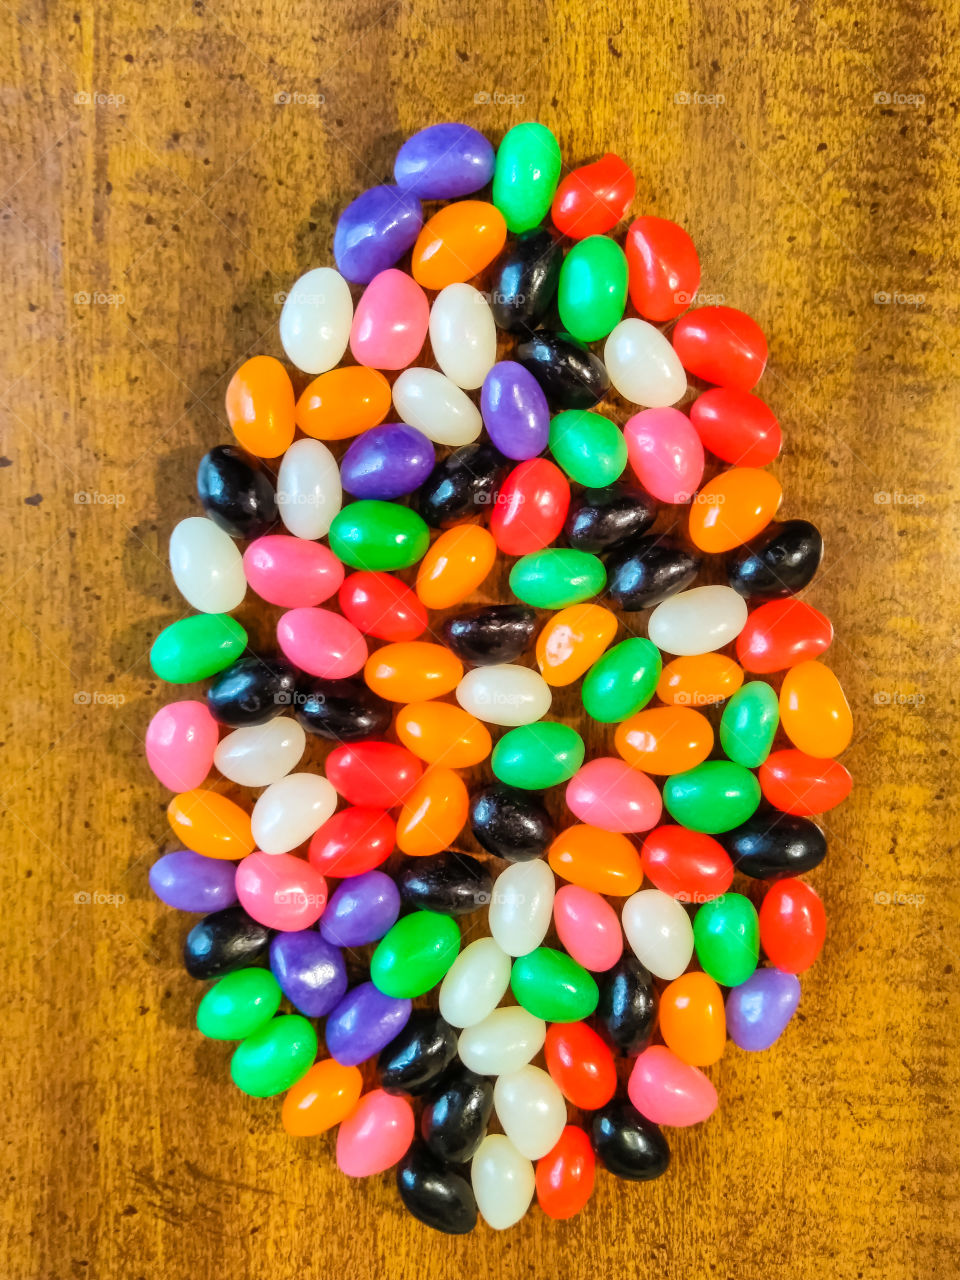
[
  {"left": 167, "top": 789, "right": 254, "bottom": 860},
  {"left": 628, "top": 1045, "right": 717, "bottom": 1126},
  {"left": 779, "top": 660, "right": 852, "bottom": 758},
  {"left": 494, "top": 1064, "right": 567, "bottom": 1160},
  {"left": 622, "top": 890, "right": 695, "bottom": 980},
  {"left": 333, "top": 185, "right": 422, "bottom": 284},
  {"left": 470, "top": 784, "right": 554, "bottom": 862},
  {"left": 545, "top": 1022, "right": 617, "bottom": 1109},
  {"left": 411, "top": 200, "right": 507, "bottom": 289},
  {"left": 472, "top": 1134, "right": 535, "bottom": 1230},
  {"left": 648, "top": 585, "right": 748, "bottom": 656},
  {"left": 146, "top": 700, "right": 218, "bottom": 792},
  {"left": 338, "top": 571, "right": 428, "bottom": 642},
  {"left": 443, "top": 605, "right": 537, "bottom": 667},
  {"left": 169, "top": 517, "right": 246, "bottom": 614},
  {"left": 759, "top": 878, "right": 826, "bottom": 972},
  {"left": 230, "top": 1015, "right": 317, "bottom": 1098},
  {"left": 624, "top": 216, "right": 700, "bottom": 321},
  {"left": 720, "top": 680, "right": 780, "bottom": 767},
  {"left": 420, "top": 1065, "right": 493, "bottom": 1163},
  {"left": 492, "top": 722, "right": 585, "bottom": 790},
  {"left": 640, "top": 826, "right": 734, "bottom": 902},
  {"left": 325, "top": 984, "right": 412, "bottom": 1067},
  {"left": 363, "top": 642, "right": 463, "bottom": 703},
  {"left": 309, "top": 806, "right": 397, "bottom": 877},
  {"left": 535, "top": 603, "right": 618, "bottom": 686},
  {"left": 456, "top": 663, "right": 551, "bottom": 727},
  {"left": 552, "top": 152, "right": 634, "bottom": 238},
  {"left": 491, "top": 457, "right": 570, "bottom": 556},
  {"left": 235, "top": 851, "right": 328, "bottom": 930},
  {"left": 276, "top": 608, "right": 367, "bottom": 680},
  {"left": 325, "top": 741, "right": 422, "bottom": 808},
  {"left": 536, "top": 1126, "right": 595, "bottom": 1222},
  {"left": 378, "top": 1010, "right": 459, "bottom": 1096},
  {"left": 250, "top": 771, "right": 338, "bottom": 853},
  {"left": 480, "top": 361, "right": 551, "bottom": 460},
  {"left": 688, "top": 467, "right": 782, "bottom": 554},
  {"left": 657, "top": 652, "right": 744, "bottom": 707},
  {"left": 659, "top": 971, "right": 726, "bottom": 1066},
  {"left": 614, "top": 706, "right": 714, "bottom": 775},
  {"left": 294, "top": 677, "right": 392, "bottom": 743},
  {"left": 415, "top": 524, "right": 497, "bottom": 609},
  {"left": 429, "top": 283, "right": 497, "bottom": 390},
  {"left": 604, "top": 318, "right": 686, "bottom": 408},
  {"left": 279, "top": 266, "right": 352, "bottom": 374},
  {"left": 726, "top": 968, "right": 801, "bottom": 1050},
  {"left": 590, "top": 1100, "right": 670, "bottom": 1181},
  {"left": 417, "top": 441, "right": 508, "bottom": 528},
  {"left": 197, "top": 445, "right": 278, "bottom": 539},
  {"left": 397, "top": 1145, "right": 478, "bottom": 1236},
  {"left": 396, "top": 852, "right": 492, "bottom": 917},
  {"left": 693, "top": 893, "right": 760, "bottom": 986},
  {"left": 564, "top": 482, "right": 656, "bottom": 552},
  {"left": 393, "top": 368, "right": 483, "bottom": 448},
  {"left": 549, "top": 410, "right": 628, "bottom": 487},
  {"left": 510, "top": 548, "right": 606, "bottom": 609},
  {"left": 718, "top": 809, "right": 827, "bottom": 880},
  {"left": 395, "top": 701, "right": 491, "bottom": 768},
  {"left": 672, "top": 305, "right": 768, "bottom": 390},
  {"left": 349, "top": 269, "right": 430, "bottom": 371},
  {"left": 581, "top": 637, "right": 662, "bottom": 723},
  {"left": 488, "top": 859, "right": 555, "bottom": 957},
  {"left": 548, "top": 824, "right": 643, "bottom": 896},
  {"left": 151, "top": 614, "right": 246, "bottom": 683},
  {"left": 625, "top": 407, "right": 704, "bottom": 504},
  {"left": 371, "top": 911, "right": 461, "bottom": 997},
  {"left": 206, "top": 656, "right": 296, "bottom": 728},
  {"left": 340, "top": 423, "right": 435, "bottom": 500},
  {"left": 557, "top": 235, "right": 628, "bottom": 342},
  {"left": 394, "top": 123, "right": 495, "bottom": 198},
  {"left": 690, "top": 388, "right": 782, "bottom": 466},
  {"left": 596, "top": 955, "right": 658, "bottom": 1054},
  {"left": 605, "top": 538, "right": 700, "bottom": 612},
  {"left": 282, "top": 1059, "right": 364, "bottom": 1137},
  {"left": 490, "top": 228, "right": 563, "bottom": 333},
  {"left": 295, "top": 365, "right": 392, "bottom": 441},
  {"left": 439, "top": 936, "right": 512, "bottom": 1028},
  {"left": 565, "top": 757, "right": 662, "bottom": 833},
  {"left": 336, "top": 1090, "right": 415, "bottom": 1176},
  {"left": 319, "top": 870, "right": 401, "bottom": 946},
  {"left": 328, "top": 500, "right": 430, "bottom": 571},
  {"left": 553, "top": 885, "right": 623, "bottom": 972},
  {"left": 183, "top": 905, "right": 271, "bottom": 979},
  {"left": 274, "top": 440, "right": 342, "bottom": 542},
  {"left": 244, "top": 536, "right": 344, "bottom": 609},
  {"left": 225, "top": 355, "right": 295, "bottom": 458},
  {"left": 759, "top": 749, "right": 853, "bottom": 815},
  {"left": 729, "top": 519, "right": 823, "bottom": 598},
  {"left": 269, "top": 930, "right": 347, "bottom": 1017},
  {"left": 510, "top": 947, "right": 599, "bottom": 1023},
  {"left": 458, "top": 1006, "right": 546, "bottom": 1076},
  {"left": 515, "top": 330, "right": 610, "bottom": 410},
  {"left": 493, "top": 122, "right": 562, "bottom": 233},
  {"left": 736, "top": 598, "right": 834, "bottom": 673},
  {"left": 149, "top": 849, "right": 238, "bottom": 913},
  {"left": 395, "top": 767, "right": 469, "bottom": 856},
  {"left": 663, "top": 761, "right": 761, "bottom": 833}
]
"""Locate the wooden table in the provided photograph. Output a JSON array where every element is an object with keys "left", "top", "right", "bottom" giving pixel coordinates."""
[{"left": 2, "top": 2, "right": 957, "bottom": 1276}]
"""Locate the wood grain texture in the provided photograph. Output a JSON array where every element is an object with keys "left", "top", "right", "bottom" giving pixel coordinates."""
[{"left": 2, "top": 1, "right": 958, "bottom": 1276}]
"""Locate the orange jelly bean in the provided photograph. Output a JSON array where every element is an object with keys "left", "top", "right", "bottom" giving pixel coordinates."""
[
  {"left": 547, "top": 824, "right": 643, "bottom": 896},
  {"left": 395, "top": 700, "right": 492, "bottom": 768},
  {"left": 415, "top": 525, "right": 496, "bottom": 610},
  {"left": 688, "top": 467, "right": 782, "bottom": 553},
  {"left": 396, "top": 767, "right": 469, "bottom": 856},
  {"left": 779, "top": 659, "right": 852, "bottom": 757},
  {"left": 225, "top": 355, "right": 295, "bottom": 459},
  {"left": 659, "top": 971, "right": 727, "bottom": 1066},
  {"left": 282, "top": 1059, "right": 363, "bottom": 1136},
  {"left": 535, "top": 603, "right": 619, "bottom": 687},
  {"left": 615, "top": 706, "right": 714, "bottom": 775},
  {"left": 411, "top": 200, "right": 507, "bottom": 289},
  {"left": 363, "top": 641, "right": 464, "bottom": 703},
  {"left": 167, "top": 789, "right": 254, "bottom": 859},
  {"left": 657, "top": 653, "right": 744, "bottom": 707},
  {"left": 294, "top": 365, "right": 392, "bottom": 441}
]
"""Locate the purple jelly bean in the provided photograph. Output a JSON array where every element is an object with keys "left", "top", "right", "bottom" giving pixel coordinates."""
[
  {"left": 726, "top": 967, "right": 801, "bottom": 1051},
  {"left": 480, "top": 360, "right": 551, "bottom": 460},
  {"left": 319, "top": 870, "right": 401, "bottom": 948},
  {"left": 333, "top": 185, "right": 423, "bottom": 285},
  {"left": 269, "top": 931, "right": 348, "bottom": 1017},
  {"left": 325, "top": 982, "right": 412, "bottom": 1066},
  {"left": 340, "top": 423, "right": 436, "bottom": 500},
  {"left": 394, "top": 123, "right": 495, "bottom": 199},
  {"left": 149, "top": 850, "right": 238, "bottom": 913}
]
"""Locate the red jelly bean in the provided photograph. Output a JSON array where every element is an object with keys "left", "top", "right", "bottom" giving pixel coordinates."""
[
  {"left": 759, "top": 878, "right": 826, "bottom": 972},
  {"left": 737, "top": 599, "right": 834, "bottom": 674},
  {"left": 551, "top": 153, "right": 635, "bottom": 240},
  {"left": 307, "top": 806, "right": 396, "bottom": 876},
  {"left": 640, "top": 826, "right": 734, "bottom": 903},
  {"left": 544, "top": 1021, "right": 617, "bottom": 1110},
  {"left": 325, "top": 742, "right": 422, "bottom": 809},
  {"left": 490, "top": 458, "right": 570, "bottom": 556},
  {"left": 338, "top": 571, "right": 428, "bottom": 642},
  {"left": 624, "top": 216, "right": 701, "bottom": 321},
  {"left": 690, "top": 388, "right": 782, "bottom": 466},
  {"left": 536, "top": 1125, "right": 595, "bottom": 1221},
  {"left": 759, "top": 749, "right": 852, "bottom": 816},
  {"left": 672, "top": 306, "right": 768, "bottom": 391}
]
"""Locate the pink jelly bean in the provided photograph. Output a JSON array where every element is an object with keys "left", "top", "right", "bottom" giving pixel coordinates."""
[
  {"left": 565, "top": 757, "right": 662, "bottom": 833},
  {"left": 349, "top": 268, "right": 429, "bottom": 370},
  {"left": 276, "top": 607, "right": 368, "bottom": 678},
  {"left": 243, "top": 534, "right": 345, "bottom": 608},
  {"left": 624, "top": 407, "right": 704, "bottom": 504},
  {"left": 553, "top": 885, "right": 623, "bottom": 972},
  {"left": 627, "top": 1045, "right": 718, "bottom": 1126},
  {"left": 145, "top": 700, "right": 219, "bottom": 791},
  {"left": 335, "top": 1089, "right": 415, "bottom": 1177},
  {"left": 235, "top": 851, "right": 328, "bottom": 929}
]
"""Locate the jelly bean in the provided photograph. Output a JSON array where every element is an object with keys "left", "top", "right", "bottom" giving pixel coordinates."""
[
  {"left": 693, "top": 892, "right": 760, "bottom": 986},
  {"left": 492, "top": 721, "right": 585, "bottom": 790},
  {"left": 690, "top": 387, "right": 782, "bottom": 466},
  {"left": 490, "top": 227, "right": 563, "bottom": 332},
  {"left": 215, "top": 718, "right": 305, "bottom": 788},
  {"left": 604, "top": 318, "right": 687, "bottom": 408},
  {"left": 338, "top": 571, "right": 428, "bottom": 642},
  {"left": 718, "top": 809, "right": 827, "bottom": 880},
  {"left": 169, "top": 517, "right": 246, "bottom": 614},
  {"left": 396, "top": 766, "right": 469, "bottom": 856},
  {"left": 480, "top": 361, "right": 550, "bottom": 461},
  {"left": 328, "top": 500, "right": 430, "bottom": 571},
  {"left": 759, "top": 878, "right": 825, "bottom": 972},
  {"left": 596, "top": 955, "right": 657, "bottom": 1054},
  {"left": 536, "top": 603, "right": 618, "bottom": 686},
  {"left": 420, "top": 1065, "right": 494, "bottom": 1163},
  {"left": 295, "top": 365, "right": 392, "bottom": 441},
  {"left": 230, "top": 1014, "right": 317, "bottom": 1097},
  {"left": 340, "top": 423, "right": 435, "bottom": 500},
  {"left": 511, "top": 947, "right": 599, "bottom": 1023},
  {"left": 197, "top": 445, "right": 277, "bottom": 540},
  {"left": 729, "top": 518, "right": 824, "bottom": 598},
  {"left": 672, "top": 305, "right": 768, "bottom": 391},
  {"left": 439, "top": 936, "right": 512, "bottom": 1028},
  {"left": 516, "top": 329, "right": 610, "bottom": 409},
  {"left": 326, "top": 741, "right": 422, "bottom": 808},
  {"left": 659, "top": 971, "right": 726, "bottom": 1066},
  {"left": 393, "top": 366, "right": 484, "bottom": 447},
  {"left": 378, "top": 1010, "right": 459, "bottom": 1096},
  {"left": 282, "top": 1059, "right": 364, "bottom": 1137},
  {"left": 564, "top": 481, "right": 656, "bottom": 552},
  {"left": 548, "top": 824, "right": 643, "bottom": 896},
  {"left": 294, "top": 676, "right": 392, "bottom": 742},
  {"left": 490, "top": 458, "right": 571, "bottom": 557},
  {"left": 488, "top": 859, "right": 555, "bottom": 956},
  {"left": 269, "top": 930, "right": 347, "bottom": 1017},
  {"left": 150, "top": 849, "right": 238, "bottom": 914},
  {"left": 364, "top": 642, "right": 463, "bottom": 703},
  {"left": 319, "top": 869, "right": 400, "bottom": 947},
  {"left": 590, "top": 1100, "right": 670, "bottom": 1181},
  {"left": 553, "top": 886, "right": 623, "bottom": 973},
  {"left": 417, "top": 441, "right": 509, "bottom": 527},
  {"left": 494, "top": 1065, "right": 566, "bottom": 1162},
  {"left": 278, "top": 266, "right": 352, "bottom": 374},
  {"left": 325, "top": 984, "right": 412, "bottom": 1066},
  {"left": 580, "top": 636, "right": 662, "bottom": 723},
  {"left": 458, "top": 1006, "right": 546, "bottom": 1076},
  {"left": 622, "top": 889, "right": 694, "bottom": 980},
  {"left": 614, "top": 706, "right": 714, "bottom": 775},
  {"left": 146, "top": 700, "right": 218, "bottom": 792},
  {"left": 415, "top": 525, "right": 497, "bottom": 609},
  {"left": 606, "top": 537, "right": 701, "bottom": 612},
  {"left": 397, "top": 1145, "right": 478, "bottom": 1236},
  {"left": 183, "top": 905, "right": 270, "bottom": 979},
  {"left": 725, "top": 967, "right": 801, "bottom": 1051},
  {"left": 276, "top": 437, "right": 342, "bottom": 540},
  {"left": 336, "top": 1090, "right": 415, "bottom": 1176},
  {"left": 565, "top": 757, "right": 662, "bottom": 833},
  {"left": 411, "top": 200, "right": 507, "bottom": 289},
  {"left": 759, "top": 749, "right": 852, "bottom": 815},
  {"left": 235, "top": 851, "right": 328, "bottom": 930},
  {"left": 309, "top": 805, "right": 396, "bottom": 878},
  {"left": 648, "top": 584, "right": 748, "bottom": 655},
  {"left": 429, "top": 283, "right": 497, "bottom": 390},
  {"left": 628, "top": 1046, "right": 717, "bottom": 1126},
  {"left": 243, "top": 535, "right": 344, "bottom": 608},
  {"left": 544, "top": 1021, "right": 617, "bottom": 1109},
  {"left": 557, "top": 235, "right": 628, "bottom": 342},
  {"left": 720, "top": 680, "right": 779, "bottom": 767},
  {"left": 397, "top": 852, "right": 492, "bottom": 917},
  {"left": 371, "top": 910, "right": 461, "bottom": 997},
  {"left": 625, "top": 407, "right": 704, "bottom": 504},
  {"left": 167, "top": 789, "right": 253, "bottom": 859},
  {"left": 470, "top": 783, "right": 554, "bottom": 862},
  {"left": 472, "top": 1134, "right": 535, "bottom": 1230},
  {"left": 394, "top": 122, "right": 495, "bottom": 198},
  {"left": 624, "top": 216, "right": 700, "bottom": 321},
  {"left": 395, "top": 701, "right": 491, "bottom": 768},
  {"left": 333, "top": 185, "right": 422, "bottom": 284},
  {"left": 688, "top": 467, "right": 783, "bottom": 554},
  {"left": 443, "top": 606, "right": 536, "bottom": 668},
  {"left": 510, "top": 548, "right": 606, "bottom": 609},
  {"left": 536, "top": 1126, "right": 596, "bottom": 1222},
  {"left": 276, "top": 608, "right": 368, "bottom": 680},
  {"left": 493, "top": 122, "right": 562, "bottom": 232},
  {"left": 640, "top": 826, "right": 734, "bottom": 902},
  {"left": 552, "top": 152, "right": 634, "bottom": 238},
  {"left": 206, "top": 656, "right": 295, "bottom": 728},
  {"left": 657, "top": 652, "right": 744, "bottom": 707},
  {"left": 548, "top": 410, "right": 627, "bottom": 489},
  {"left": 736, "top": 598, "right": 834, "bottom": 673},
  {"left": 456, "top": 663, "right": 552, "bottom": 726},
  {"left": 250, "top": 772, "right": 338, "bottom": 854},
  {"left": 225, "top": 355, "right": 295, "bottom": 458},
  {"left": 349, "top": 268, "right": 429, "bottom": 370},
  {"left": 780, "top": 660, "right": 852, "bottom": 758},
  {"left": 663, "top": 761, "right": 761, "bottom": 833}
]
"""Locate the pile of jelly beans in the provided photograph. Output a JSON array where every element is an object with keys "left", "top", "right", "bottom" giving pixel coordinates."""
[{"left": 146, "top": 120, "right": 851, "bottom": 1234}]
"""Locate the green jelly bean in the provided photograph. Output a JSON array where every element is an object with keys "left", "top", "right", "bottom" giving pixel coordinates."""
[
  {"left": 549, "top": 410, "right": 628, "bottom": 487},
  {"left": 491, "top": 721, "right": 585, "bottom": 790},
  {"left": 492, "top": 122, "right": 562, "bottom": 233},
  {"left": 150, "top": 613, "right": 247, "bottom": 683},
  {"left": 509, "top": 548, "right": 606, "bottom": 609},
  {"left": 693, "top": 893, "right": 760, "bottom": 987},
  {"left": 557, "top": 235, "right": 629, "bottom": 342},
  {"left": 510, "top": 947, "right": 599, "bottom": 1022},
  {"left": 197, "top": 967, "right": 282, "bottom": 1041},
  {"left": 582, "top": 636, "right": 662, "bottom": 724},
  {"left": 328, "top": 500, "right": 430, "bottom": 571},
  {"left": 720, "top": 680, "right": 780, "bottom": 767},
  {"left": 663, "top": 760, "right": 761, "bottom": 833},
  {"left": 371, "top": 910, "right": 461, "bottom": 998},
  {"left": 230, "top": 1014, "right": 317, "bottom": 1098}
]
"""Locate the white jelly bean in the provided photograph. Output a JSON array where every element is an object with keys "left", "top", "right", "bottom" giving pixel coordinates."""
[
  {"left": 604, "top": 317, "right": 687, "bottom": 407},
  {"left": 439, "top": 937, "right": 512, "bottom": 1028},
  {"left": 647, "top": 584, "right": 749, "bottom": 656},
  {"left": 622, "top": 888, "right": 695, "bottom": 980},
  {"left": 455, "top": 664, "right": 552, "bottom": 727},
  {"left": 471, "top": 1134, "right": 535, "bottom": 1230},
  {"left": 428, "top": 283, "right": 497, "bottom": 390},
  {"left": 493, "top": 1065, "right": 567, "bottom": 1161},
  {"left": 278, "top": 267, "right": 353, "bottom": 375},
  {"left": 392, "top": 367, "right": 483, "bottom": 446},
  {"left": 250, "top": 772, "right": 337, "bottom": 855},
  {"left": 276, "top": 438, "right": 342, "bottom": 540},
  {"left": 169, "top": 516, "right": 245, "bottom": 614},
  {"left": 488, "top": 860, "right": 555, "bottom": 957},
  {"left": 457, "top": 1006, "right": 546, "bottom": 1075},
  {"left": 214, "top": 717, "right": 306, "bottom": 788}
]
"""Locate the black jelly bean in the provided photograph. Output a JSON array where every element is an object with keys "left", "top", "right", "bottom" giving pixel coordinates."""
[
  {"left": 469, "top": 783, "right": 554, "bottom": 862},
  {"left": 183, "top": 905, "right": 271, "bottom": 979},
  {"left": 489, "top": 228, "right": 563, "bottom": 333},
  {"left": 564, "top": 483, "right": 657, "bottom": 552},
  {"left": 196, "top": 444, "right": 278, "bottom": 539},
  {"left": 294, "top": 676, "right": 392, "bottom": 741},
  {"left": 396, "top": 1144, "right": 478, "bottom": 1235},
  {"left": 420, "top": 1065, "right": 494, "bottom": 1164},
  {"left": 396, "top": 853, "right": 493, "bottom": 917},
  {"left": 590, "top": 1099, "right": 670, "bottom": 1182},
  {"left": 441, "top": 604, "right": 537, "bottom": 666},
  {"left": 515, "top": 330, "right": 610, "bottom": 409},
  {"left": 596, "top": 955, "right": 658, "bottom": 1055},
  {"left": 605, "top": 537, "right": 700, "bottom": 611},
  {"left": 206, "top": 656, "right": 297, "bottom": 727},
  {"left": 377, "top": 1011, "right": 459, "bottom": 1096},
  {"left": 718, "top": 808, "right": 827, "bottom": 879},
  {"left": 728, "top": 518, "right": 823, "bottom": 599},
  {"left": 417, "top": 442, "right": 510, "bottom": 529}
]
